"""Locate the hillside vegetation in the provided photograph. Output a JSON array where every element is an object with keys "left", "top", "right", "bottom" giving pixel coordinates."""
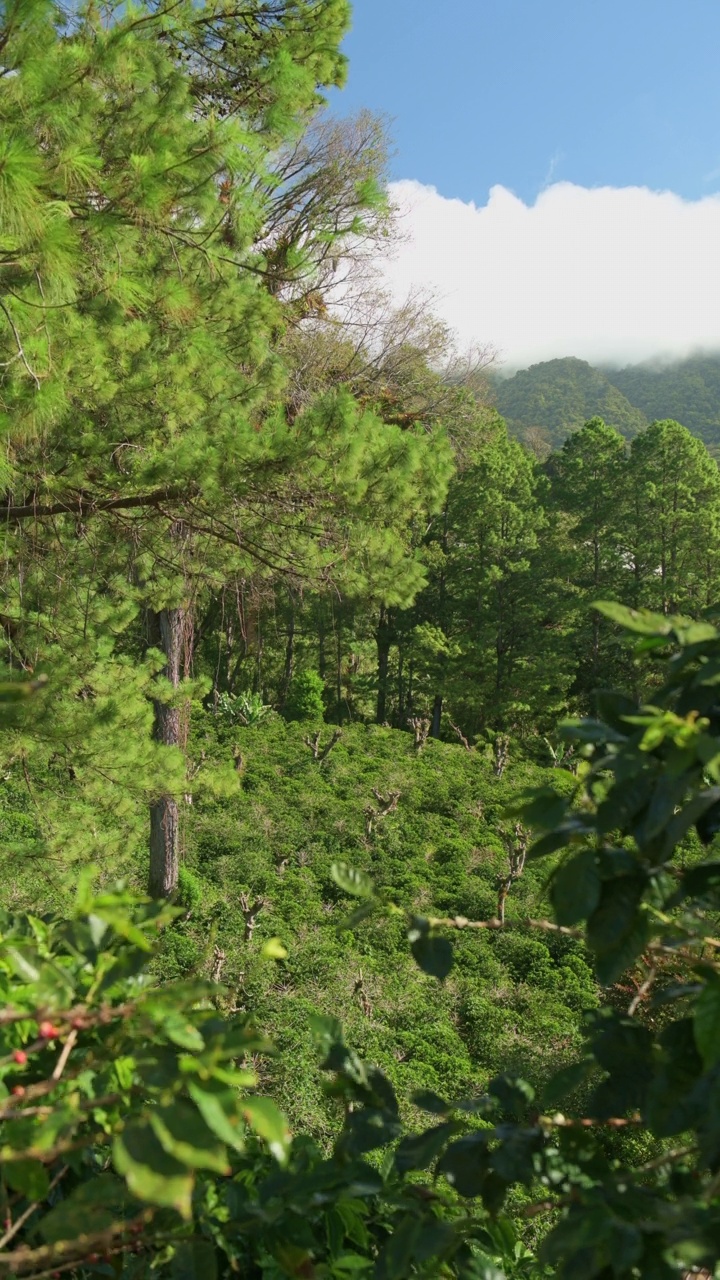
[
  {"left": 493, "top": 352, "right": 720, "bottom": 454},
  {"left": 492, "top": 358, "right": 648, "bottom": 450}
]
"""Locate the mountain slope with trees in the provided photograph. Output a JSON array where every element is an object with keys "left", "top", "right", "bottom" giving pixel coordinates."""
[
  {"left": 493, "top": 351, "right": 720, "bottom": 455},
  {"left": 608, "top": 352, "right": 720, "bottom": 451},
  {"left": 491, "top": 358, "right": 648, "bottom": 452}
]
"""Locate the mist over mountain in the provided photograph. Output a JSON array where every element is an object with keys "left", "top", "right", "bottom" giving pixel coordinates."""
[{"left": 491, "top": 352, "right": 720, "bottom": 456}]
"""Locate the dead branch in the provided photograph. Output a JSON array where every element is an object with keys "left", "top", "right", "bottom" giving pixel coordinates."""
[
  {"left": 364, "top": 788, "right": 401, "bottom": 836},
  {"left": 408, "top": 716, "right": 430, "bottom": 752},
  {"left": 210, "top": 945, "right": 226, "bottom": 983},
  {"left": 303, "top": 728, "right": 342, "bottom": 764},
  {"left": 449, "top": 720, "right": 472, "bottom": 751},
  {"left": 493, "top": 733, "right": 510, "bottom": 777},
  {"left": 353, "top": 970, "right": 373, "bottom": 1017},
  {"left": 496, "top": 823, "right": 528, "bottom": 924},
  {"left": 239, "top": 892, "right": 266, "bottom": 943},
  {"left": 1, "top": 486, "right": 192, "bottom": 523}
]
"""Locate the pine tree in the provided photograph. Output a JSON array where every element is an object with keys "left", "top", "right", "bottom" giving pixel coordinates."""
[
  {"left": 547, "top": 417, "right": 630, "bottom": 700},
  {"left": 624, "top": 419, "right": 720, "bottom": 615},
  {"left": 0, "top": 0, "right": 452, "bottom": 896}
]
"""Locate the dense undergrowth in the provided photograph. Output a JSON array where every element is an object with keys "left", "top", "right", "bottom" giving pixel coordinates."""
[{"left": 162, "top": 718, "right": 596, "bottom": 1133}]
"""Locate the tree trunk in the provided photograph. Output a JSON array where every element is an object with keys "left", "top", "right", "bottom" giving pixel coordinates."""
[
  {"left": 430, "top": 693, "right": 443, "bottom": 739},
  {"left": 336, "top": 620, "right": 343, "bottom": 724},
  {"left": 280, "top": 587, "right": 296, "bottom": 707},
  {"left": 318, "top": 604, "right": 326, "bottom": 678},
  {"left": 375, "top": 606, "right": 392, "bottom": 724},
  {"left": 148, "top": 606, "right": 186, "bottom": 899}
]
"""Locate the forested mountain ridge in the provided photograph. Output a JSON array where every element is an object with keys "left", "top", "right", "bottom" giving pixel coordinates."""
[
  {"left": 608, "top": 352, "right": 720, "bottom": 450},
  {"left": 491, "top": 357, "right": 648, "bottom": 451},
  {"left": 492, "top": 351, "right": 720, "bottom": 455}
]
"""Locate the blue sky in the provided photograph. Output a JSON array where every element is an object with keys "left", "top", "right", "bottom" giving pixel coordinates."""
[
  {"left": 328, "top": 1, "right": 720, "bottom": 368},
  {"left": 331, "top": 0, "right": 720, "bottom": 205}
]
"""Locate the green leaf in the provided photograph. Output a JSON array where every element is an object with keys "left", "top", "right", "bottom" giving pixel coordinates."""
[
  {"left": 187, "top": 1079, "right": 245, "bottom": 1152},
  {"left": 150, "top": 1101, "right": 231, "bottom": 1173},
  {"left": 411, "top": 1089, "right": 449, "bottom": 1115},
  {"left": 410, "top": 932, "right": 453, "bottom": 981},
  {"left": 4, "top": 1159, "right": 49, "bottom": 1200},
  {"left": 529, "top": 816, "right": 591, "bottom": 859},
  {"left": 113, "top": 1124, "right": 194, "bottom": 1217},
  {"left": 241, "top": 1096, "right": 291, "bottom": 1163},
  {"left": 558, "top": 716, "right": 626, "bottom": 744},
  {"left": 394, "top": 1122, "right": 454, "bottom": 1172},
  {"left": 5, "top": 947, "right": 40, "bottom": 982},
  {"left": 508, "top": 785, "right": 570, "bottom": 827},
  {"left": 336, "top": 900, "right": 377, "bottom": 932},
  {"left": 331, "top": 862, "right": 375, "bottom": 898},
  {"left": 331, "top": 1254, "right": 373, "bottom": 1275},
  {"left": 594, "top": 912, "right": 650, "bottom": 985},
  {"left": 375, "top": 1212, "right": 421, "bottom": 1279},
  {"left": 261, "top": 936, "right": 288, "bottom": 959},
  {"left": 170, "top": 1239, "right": 218, "bottom": 1280},
  {"left": 542, "top": 1203, "right": 643, "bottom": 1275},
  {"left": 551, "top": 849, "right": 601, "bottom": 925},
  {"left": 694, "top": 975, "right": 720, "bottom": 1067},
  {"left": 88, "top": 912, "right": 110, "bottom": 947},
  {"left": 586, "top": 875, "right": 646, "bottom": 954},
  {"left": 74, "top": 865, "right": 99, "bottom": 913},
  {"left": 540, "top": 1059, "right": 595, "bottom": 1109},
  {"left": 39, "top": 1173, "right": 130, "bottom": 1243},
  {"left": 678, "top": 860, "right": 720, "bottom": 903},
  {"left": 157, "top": 1011, "right": 206, "bottom": 1052},
  {"left": 664, "top": 787, "right": 720, "bottom": 853},
  {"left": 592, "top": 601, "right": 675, "bottom": 637},
  {"left": 438, "top": 1134, "right": 491, "bottom": 1198},
  {"left": 488, "top": 1074, "right": 535, "bottom": 1116}
]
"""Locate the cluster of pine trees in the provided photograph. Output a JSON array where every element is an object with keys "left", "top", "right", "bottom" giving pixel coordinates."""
[{"left": 203, "top": 414, "right": 720, "bottom": 740}]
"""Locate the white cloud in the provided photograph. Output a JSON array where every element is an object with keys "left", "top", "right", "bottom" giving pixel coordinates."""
[{"left": 382, "top": 180, "right": 720, "bottom": 369}]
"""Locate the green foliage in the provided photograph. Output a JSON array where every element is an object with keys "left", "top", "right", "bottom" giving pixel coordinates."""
[
  {"left": 177, "top": 714, "right": 596, "bottom": 1143},
  {"left": 0, "top": 879, "right": 498, "bottom": 1277},
  {"left": 216, "top": 692, "right": 272, "bottom": 728},
  {"left": 331, "top": 605, "right": 720, "bottom": 1279},
  {"left": 176, "top": 867, "right": 204, "bottom": 915},
  {"left": 493, "top": 358, "right": 648, "bottom": 449},
  {"left": 4, "top": 1, "right": 720, "bottom": 1274},
  {"left": 610, "top": 352, "right": 720, "bottom": 455},
  {"left": 284, "top": 670, "right": 326, "bottom": 721},
  {"left": 494, "top": 351, "right": 720, "bottom": 458},
  {"left": 0, "top": 0, "right": 453, "bottom": 899}
]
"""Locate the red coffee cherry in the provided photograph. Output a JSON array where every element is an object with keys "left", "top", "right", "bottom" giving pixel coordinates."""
[{"left": 11, "top": 1049, "right": 27, "bottom": 1065}]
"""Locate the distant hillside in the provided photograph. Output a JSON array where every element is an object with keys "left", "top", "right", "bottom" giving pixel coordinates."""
[
  {"left": 492, "top": 358, "right": 648, "bottom": 451},
  {"left": 607, "top": 354, "right": 720, "bottom": 452},
  {"left": 491, "top": 352, "right": 720, "bottom": 456}
]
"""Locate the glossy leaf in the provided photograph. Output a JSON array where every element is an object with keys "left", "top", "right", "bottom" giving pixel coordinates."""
[{"left": 331, "top": 862, "right": 375, "bottom": 898}]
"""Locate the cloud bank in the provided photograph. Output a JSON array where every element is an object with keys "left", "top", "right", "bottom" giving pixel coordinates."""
[{"left": 382, "top": 180, "right": 720, "bottom": 369}]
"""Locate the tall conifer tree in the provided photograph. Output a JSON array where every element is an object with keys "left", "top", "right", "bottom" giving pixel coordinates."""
[{"left": 0, "top": 0, "right": 452, "bottom": 894}]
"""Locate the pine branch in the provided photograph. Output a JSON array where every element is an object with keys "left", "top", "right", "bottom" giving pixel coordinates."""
[{"left": 1, "top": 487, "right": 192, "bottom": 522}]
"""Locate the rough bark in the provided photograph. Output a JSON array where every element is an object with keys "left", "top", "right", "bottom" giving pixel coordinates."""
[
  {"left": 430, "top": 693, "right": 443, "bottom": 739},
  {"left": 280, "top": 587, "right": 296, "bottom": 707},
  {"left": 375, "top": 606, "right": 392, "bottom": 724},
  {"left": 148, "top": 607, "right": 187, "bottom": 899}
]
